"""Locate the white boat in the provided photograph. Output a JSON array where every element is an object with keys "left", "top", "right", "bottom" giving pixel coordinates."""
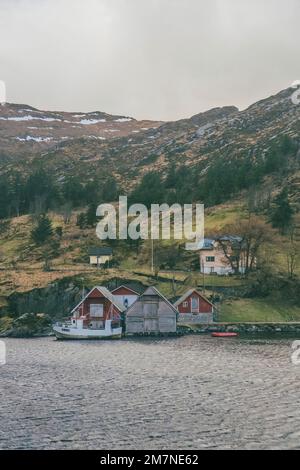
[
  {"left": 53, "top": 286, "right": 126, "bottom": 340},
  {"left": 53, "top": 318, "right": 122, "bottom": 340}
]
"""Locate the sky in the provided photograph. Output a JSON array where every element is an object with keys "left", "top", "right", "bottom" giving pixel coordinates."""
[{"left": 0, "top": 0, "right": 299, "bottom": 121}]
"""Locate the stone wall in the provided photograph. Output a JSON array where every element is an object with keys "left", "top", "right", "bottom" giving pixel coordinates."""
[
  {"left": 179, "top": 322, "right": 300, "bottom": 334},
  {"left": 178, "top": 313, "right": 214, "bottom": 324}
]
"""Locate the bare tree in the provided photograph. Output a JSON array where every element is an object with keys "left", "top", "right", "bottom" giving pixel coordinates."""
[
  {"left": 214, "top": 216, "right": 274, "bottom": 275},
  {"left": 30, "top": 194, "right": 47, "bottom": 222},
  {"left": 247, "top": 184, "right": 272, "bottom": 214},
  {"left": 60, "top": 202, "right": 73, "bottom": 225},
  {"left": 286, "top": 225, "right": 299, "bottom": 278}
]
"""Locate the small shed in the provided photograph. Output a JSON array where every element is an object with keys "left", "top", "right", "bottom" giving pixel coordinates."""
[
  {"left": 125, "top": 286, "right": 177, "bottom": 334},
  {"left": 174, "top": 289, "right": 214, "bottom": 323},
  {"left": 111, "top": 285, "right": 139, "bottom": 309},
  {"left": 89, "top": 247, "right": 112, "bottom": 266}
]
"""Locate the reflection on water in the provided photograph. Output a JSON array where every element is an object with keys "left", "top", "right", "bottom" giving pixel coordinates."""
[{"left": 1, "top": 335, "right": 300, "bottom": 450}]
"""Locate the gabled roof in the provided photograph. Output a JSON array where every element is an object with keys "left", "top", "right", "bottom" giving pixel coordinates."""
[
  {"left": 111, "top": 285, "right": 140, "bottom": 296},
  {"left": 219, "top": 235, "right": 242, "bottom": 243},
  {"left": 199, "top": 238, "right": 215, "bottom": 250},
  {"left": 174, "top": 289, "right": 214, "bottom": 308},
  {"left": 89, "top": 247, "right": 113, "bottom": 256},
  {"left": 140, "top": 286, "right": 178, "bottom": 313},
  {"left": 71, "top": 286, "right": 126, "bottom": 313},
  {"left": 199, "top": 235, "right": 243, "bottom": 250}
]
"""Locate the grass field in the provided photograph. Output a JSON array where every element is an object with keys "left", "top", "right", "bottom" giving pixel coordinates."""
[{"left": 218, "top": 298, "right": 300, "bottom": 323}]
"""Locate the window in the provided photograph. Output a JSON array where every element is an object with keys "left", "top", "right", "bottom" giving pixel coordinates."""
[
  {"left": 206, "top": 256, "right": 215, "bottom": 262},
  {"left": 183, "top": 301, "right": 188, "bottom": 308},
  {"left": 90, "top": 304, "right": 104, "bottom": 318}
]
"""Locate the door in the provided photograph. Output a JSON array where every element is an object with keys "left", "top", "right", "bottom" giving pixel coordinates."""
[
  {"left": 144, "top": 319, "right": 159, "bottom": 332},
  {"left": 191, "top": 296, "right": 199, "bottom": 313}
]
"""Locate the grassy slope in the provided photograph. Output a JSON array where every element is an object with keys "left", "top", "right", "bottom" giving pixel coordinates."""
[
  {"left": 0, "top": 200, "right": 299, "bottom": 321},
  {"left": 219, "top": 299, "right": 300, "bottom": 323}
]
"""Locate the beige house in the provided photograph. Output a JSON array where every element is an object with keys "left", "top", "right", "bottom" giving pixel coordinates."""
[
  {"left": 89, "top": 247, "right": 113, "bottom": 267},
  {"left": 199, "top": 237, "right": 246, "bottom": 275}
]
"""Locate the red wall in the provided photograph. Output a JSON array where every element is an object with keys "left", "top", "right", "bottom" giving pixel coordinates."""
[
  {"left": 112, "top": 286, "right": 138, "bottom": 296},
  {"left": 178, "top": 291, "right": 213, "bottom": 314},
  {"left": 75, "top": 288, "right": 121, "bottom": 323}
]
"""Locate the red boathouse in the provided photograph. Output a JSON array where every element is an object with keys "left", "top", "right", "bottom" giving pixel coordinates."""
[
  {"left": 71, "top": 286, "right": 126, "bottom": 329},
  {"left": 174, "top": 289, "right": 215, "bottom": 323}
]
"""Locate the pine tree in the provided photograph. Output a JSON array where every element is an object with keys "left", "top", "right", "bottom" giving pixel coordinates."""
[
  {"left": 102, "top": 177, "right": 118, "bottom": 202},
  {"left": 86, "top": 203, "right": 98, "bottom": 227},
  {"left": 31, "top": 215, "right": 53, "bottom": 245},
  {"left": 76, "top": 212, "right": 87, "bottom": 229},
  {"left": 129, "top": 172, "right": 164, "bottom": 207},
  {"left": 270, "top": 188, "right": 293, "bottom": 234}
]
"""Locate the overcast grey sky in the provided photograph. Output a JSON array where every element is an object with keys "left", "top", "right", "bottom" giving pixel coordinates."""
[{"left": 0, "top": 0, "right": 299, "bottom": 120}]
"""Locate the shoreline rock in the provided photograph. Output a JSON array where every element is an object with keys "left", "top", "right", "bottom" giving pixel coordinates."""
[{"left": 0, "top": 313, "right": 53, "bottom": 338}]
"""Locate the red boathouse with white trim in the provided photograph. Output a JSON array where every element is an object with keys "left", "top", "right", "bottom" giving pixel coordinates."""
[
  {"left": 71, "top": 286, "right": 126, "bottom": 329},
  {"left": 174, "top": 289, "right": 215, "bottom": 323}
]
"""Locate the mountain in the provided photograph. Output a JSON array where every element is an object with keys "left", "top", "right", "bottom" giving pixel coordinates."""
[
  {"left": 0, "top": 87, "right": 299, "bottom": 200},
  {"left": 0, "top": 102, "right": 162, "bottom": 162}
]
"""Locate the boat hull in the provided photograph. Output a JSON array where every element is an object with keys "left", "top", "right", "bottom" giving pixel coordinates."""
[
  {"left": 211, "top": 332, "right": 238, "bottom": 338},
  {"left": 53, "top": 325, "right": 122, "bottom": 340}
]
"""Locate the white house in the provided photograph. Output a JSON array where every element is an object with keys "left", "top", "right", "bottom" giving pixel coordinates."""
[
  {"left": 89, "top": 247, "right": 113, "bottom": 267},
  {"left": 199, "top": 237, "right": 246, "bottom": 275}
]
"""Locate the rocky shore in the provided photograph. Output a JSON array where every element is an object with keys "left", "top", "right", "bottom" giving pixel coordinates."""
[
  {"left": 2, "top": 317, "right": 300, "bottom": 338},
  {"left": 0, "top": 313, "right": 53, "bottom": 338},
  {"left": 179, "top": 322, "right": 300, "bottom": 335}
]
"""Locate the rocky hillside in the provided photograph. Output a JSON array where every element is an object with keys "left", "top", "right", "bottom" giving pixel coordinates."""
[
  {"left": 0, "top": 102, "right": 162, "bottom": 162},
  {"left": 0, "top": 87, "right": 298, "bottom": 197},
  {"left": 0, "top": 89, "right": 300, "bottom": 184}
]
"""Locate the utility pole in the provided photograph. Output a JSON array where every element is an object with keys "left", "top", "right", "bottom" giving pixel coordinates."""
[
  {"left": 151, "top": 238, "right": 154, "bottom": 275},
  {"left": 80, "top": 278, "right": 85, "bottom": 317},
  {"left": 202, "top": 261, "right": 205, "bottom": 296}
]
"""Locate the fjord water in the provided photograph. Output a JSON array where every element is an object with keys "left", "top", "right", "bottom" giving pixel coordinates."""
[{"left": 1, "top": 336, "right": 300, "bottom": 450}]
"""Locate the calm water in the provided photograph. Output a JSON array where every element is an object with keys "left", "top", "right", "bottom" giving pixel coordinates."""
[{"left": 1, "top": 335, "right": 300, "bottom": 450}]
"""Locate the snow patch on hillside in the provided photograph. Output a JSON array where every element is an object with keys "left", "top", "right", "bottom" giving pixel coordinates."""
[
  {"left": 196, "top": 123, "right": 213, "bottom": 137},
  {"left": 114, "top": 118, "right": 132, "bottom": 122},
  {"left": 80, "top": 118, "right": 107, "bottom": 125},
  {"left": 15, "top": 136, "right": 53, "bottom": 142},
  {"left": 0, "top": 115, "right": 61, "bottom": 122}
]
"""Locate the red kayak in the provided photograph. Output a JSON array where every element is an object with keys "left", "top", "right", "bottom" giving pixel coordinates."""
[{"left": 211, "top": 332, "right": 238, "bottom": 338}]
